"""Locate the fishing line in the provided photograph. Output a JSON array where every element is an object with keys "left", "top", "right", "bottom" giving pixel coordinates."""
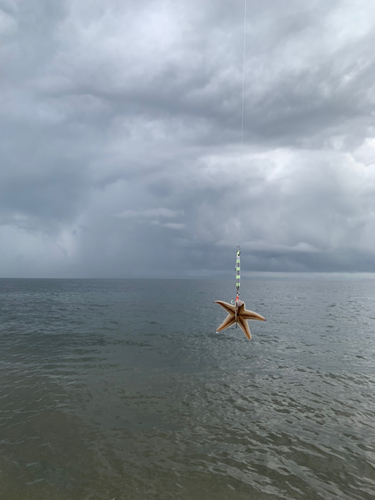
[
  {"left": 238, "top": 0, "right": 247, "bottom": 245},
  {"left": 234, "top": 0, "right": 247, "bottom": 298}
]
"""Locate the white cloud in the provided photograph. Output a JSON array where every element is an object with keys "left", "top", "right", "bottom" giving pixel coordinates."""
[
  {"left": 114, "top": 208, "right": 184, "bottom": 219},
  {"left": 351, "top": 138, "right": 375, "bottom": 167},
  {"left": 2, "top": 0, "right": 375, "bottom": 276},
  {"left": 163, "top": 222, "right": 185, "bottom": 230}
]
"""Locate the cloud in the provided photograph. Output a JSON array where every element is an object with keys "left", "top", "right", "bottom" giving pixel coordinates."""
[
  {"left": 1, "top": 0, "right": 375, "bottom": 277},
  {"left": 114, "top": 208, "right": 184, "bottom": 219},
  {"left": 162, "top": 223, "right": 185, "bottom": 230},
  {"left": 352, "top": 139, "right": 375, "bottom": 167}
]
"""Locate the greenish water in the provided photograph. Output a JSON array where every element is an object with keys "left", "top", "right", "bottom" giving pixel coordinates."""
[{"left": 0, "top": 278, "right": 374, "bottom": 499}]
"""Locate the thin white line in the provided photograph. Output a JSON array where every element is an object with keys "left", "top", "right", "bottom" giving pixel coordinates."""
[
  {"left": 238, "top": 0, "right": 247, "bottom": 245},
  {"left": 241, "top": 0, "right": 247, "bottom": 148}
]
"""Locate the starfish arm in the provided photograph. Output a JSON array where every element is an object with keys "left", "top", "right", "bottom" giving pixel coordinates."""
[
  {"left": 216, "top": 314, "right": 236, "bottom": 332},
  {"left": 214, "top": 300, "right": 235, "bottom": 314},
  {"left": 237, "top": 316, "right": 252, "bottom": 340},
  {"left": 236, "top": 302, "right": 245, "bottom": 313},
  {"left": 241, "top": 309, "right": 266, "bottom": 321}
]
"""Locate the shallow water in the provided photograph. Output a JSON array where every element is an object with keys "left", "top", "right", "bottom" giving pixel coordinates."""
[{"left": 0, "top": 278, "right": 374, "bottom": 499}]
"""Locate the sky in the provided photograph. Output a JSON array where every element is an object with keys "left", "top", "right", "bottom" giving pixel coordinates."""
[{"left": 1, "top": 0, "right": 375, "bottom": 278}]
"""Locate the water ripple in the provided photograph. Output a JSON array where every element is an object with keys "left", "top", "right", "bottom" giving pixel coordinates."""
[{"left": 0, "top": 279, "right": 375, "bottom": 499}]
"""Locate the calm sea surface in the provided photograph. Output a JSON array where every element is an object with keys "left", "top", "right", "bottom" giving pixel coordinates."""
[{"left": 0, "top": 278, "right": 375, "bottom": 499}]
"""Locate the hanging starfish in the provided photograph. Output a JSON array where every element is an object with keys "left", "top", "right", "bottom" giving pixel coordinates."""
[{"left": 215, "top": 300, "right": 265, "bottom": 340}]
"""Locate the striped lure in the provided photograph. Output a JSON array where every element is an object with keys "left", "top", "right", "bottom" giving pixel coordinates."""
[{"left": 235, "top": 246, "right": 241, "bottom": 296}]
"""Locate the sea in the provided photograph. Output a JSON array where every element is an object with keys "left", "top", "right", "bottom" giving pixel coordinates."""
[{"left": 0, "top": 278, "right": 374, "bottom": 500}]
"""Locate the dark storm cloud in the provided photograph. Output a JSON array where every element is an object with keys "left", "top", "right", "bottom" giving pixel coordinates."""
[{"left": 1, "top": 0, "right": 375, "bottom": 277}]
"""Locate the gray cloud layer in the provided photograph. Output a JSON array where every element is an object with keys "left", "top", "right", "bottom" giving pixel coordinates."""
[{"left": 1, "top": 0, "right": 375, "bottom": 277}]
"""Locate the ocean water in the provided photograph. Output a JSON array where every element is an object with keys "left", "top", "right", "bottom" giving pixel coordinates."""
[{"left": 0, "top": 278, "right": 375, "bottom": 500}]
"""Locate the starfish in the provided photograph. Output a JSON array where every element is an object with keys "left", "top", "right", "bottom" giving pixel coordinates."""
[{"left": 214, "top": 300, "right": 265, "bottom": 340}]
